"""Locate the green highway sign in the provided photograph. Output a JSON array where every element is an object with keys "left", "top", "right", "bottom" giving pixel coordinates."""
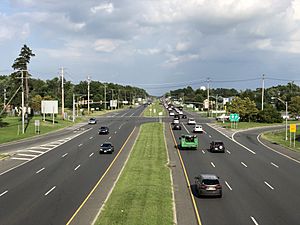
[{"left": 229, "top": 113, "right": 240, "bottom": 122}]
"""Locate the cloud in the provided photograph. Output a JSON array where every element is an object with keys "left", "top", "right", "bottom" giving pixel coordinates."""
[
  {"left": 163, "top": 53, "right": 199, "bottom": 67},
  {"left": 91, "top": 3, "right": 114, "bottom": 14},
  {"left": 94, "top": 39, "right": 121, "bottom": 52}
]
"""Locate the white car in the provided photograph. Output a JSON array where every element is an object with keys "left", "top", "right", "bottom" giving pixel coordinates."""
[
  {"left": 178, "top": 111, "right": 183, "bottom": 115},
  {"left": 173, "top": 119, "right": 180, "bottom": 124},
  {"left": 193, "top": 125, "right": 203, "bottom": 133},
  {"left": 188, "top": 118, "right": 196, "bottom": 125},
  {"left": 169, "top": 112, "right": 175, "bottom": 116}
]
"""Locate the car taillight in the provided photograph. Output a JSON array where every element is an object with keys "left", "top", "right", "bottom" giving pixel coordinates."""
[
  {"left": 200, "top": 184, "right": 207, "bottom": 189},
  {"left": 216, "top": 184, "right": 222, "bottom": 189}
]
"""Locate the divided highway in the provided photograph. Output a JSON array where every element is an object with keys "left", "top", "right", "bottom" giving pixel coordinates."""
[
  {"left": 0, "top": 106, "right": 155, "bottom": 225},
  {"left": 170, "top": 112, "right": 300, "bottom": 225}
]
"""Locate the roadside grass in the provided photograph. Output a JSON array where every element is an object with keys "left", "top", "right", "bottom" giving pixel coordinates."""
[
  {"left": 143, "top": 101, "right": 166, "bottom": 117},
  {"left": 95, "top": 123, "right": 173, "bottom": 225},
  {"left": 0, "top": 153, "right": 9, "bottom": 160},
  {"left": 262, "top": 129, "right": 300, "bottom": 152},
  {"left": 216, "top": 121, "right": 285, "bottom": 130}
]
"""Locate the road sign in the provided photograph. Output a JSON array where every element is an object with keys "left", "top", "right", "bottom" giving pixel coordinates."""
[
  {"left": 290, "top": 124, "right": 297, "bottom": 133},
  {"left": 229, "top": 113, "right": 240, "bottom": 122}
]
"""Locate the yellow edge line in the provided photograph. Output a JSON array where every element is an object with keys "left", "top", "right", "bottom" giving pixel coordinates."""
[
  {"left": 169, "top": 124, "right": 202, "bottom": 225},
  {"left": 66, "top": 126, "right": 137, "bottom": 225}
]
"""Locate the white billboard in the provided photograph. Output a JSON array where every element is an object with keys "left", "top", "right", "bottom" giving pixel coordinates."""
[
  {"left": 110, "top": 100, "right": 117, "bottom": 108},
  {"left": 41, "top": 100, "right": 58, "bottom": 114}
]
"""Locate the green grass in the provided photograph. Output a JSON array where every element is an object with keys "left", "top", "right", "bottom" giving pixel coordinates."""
[
  {"left": 95, "top": 123, "right": 173, "bottom": 225},
  {"left": 262, "top": 129, "right": 300, "bottom": 152},
  {"left": 143, "top": 101, "right": 166, "bottom": 117},
  {"left": 216, "top": 121, "right": 285, "bottom": 130}
]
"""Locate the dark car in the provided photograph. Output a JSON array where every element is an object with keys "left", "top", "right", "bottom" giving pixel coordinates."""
[
  {"left": 174, "top": 114, "right": 180, "bottom": 120},
  {"left": 88, "top": 118, "right": 97, "bottom": 124},
  {"left": 99, "top": 142, "right": 114, "bottom": 154},
  {"left": 173, "top": 124, "right": 182, "bottom": 130},
  {"left": 99, "top": 126, "right": 109, "bottom": 135},
  {"left": 182, "top": 114, "right": 187, "bottom": 119},
  {"left": 210, "top": 140, "right": 225, "bottom": 153},
  {"left": 194, "top": 174, "right": 222, "bottom": 198}
]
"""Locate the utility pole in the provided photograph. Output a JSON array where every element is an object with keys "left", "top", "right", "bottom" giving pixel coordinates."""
[
  {"left": 61, "top": 67, "right": 65, "bottom": 119},
  {"left": 3, "top": 88, "right": 6, "bottom": 110},
  {"left": 261, "top": 74, "right": 265, "bottom": 111},
  {"left": 87, "top": 76, "right": 91, "bottom": 115},
  {"left": 21, "top": 70, "right": 25, "bottom": 134},
  {"left": 25, "top": 70, "right": 29, "bottom": 116},
  {"left": 118, "top": 89, "right": 120, "bottom": 109},
  {"left": 207, "top": 77, "right": 210, "bottom": 115},
  {"left": 104, "top": 84, "right": 107, "bottom": 110},
  {"left": 111, "top": 89, "right": 114, "bottom": 109},
  {"left": 73, "top": 93, "right": 75, "bottom": 122}
]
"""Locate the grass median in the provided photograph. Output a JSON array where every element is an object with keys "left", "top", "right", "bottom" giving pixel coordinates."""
[
  {"left": 143, "top": 101, "right": 166, "bottom": 117},
  {"left": 95, "top": 122, "right": 173, "bottom": 225}
]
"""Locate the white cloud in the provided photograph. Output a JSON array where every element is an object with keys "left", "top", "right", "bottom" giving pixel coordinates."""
[
  {"left": 91, "top": 3, "right": 114, "bottom": 14},
  {"left": 163, "top": 53, "right": 199, "bottom": 67},
  {"left": 176, "top": 42, "right": 190, "bottom": 51},
  {"left": 94, "top": 39, "right": 121, "bottom": 52}
]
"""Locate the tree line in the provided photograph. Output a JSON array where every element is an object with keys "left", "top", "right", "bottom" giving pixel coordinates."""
[{"left": 167, "top": 84, "right": 300, "bottom": 123}]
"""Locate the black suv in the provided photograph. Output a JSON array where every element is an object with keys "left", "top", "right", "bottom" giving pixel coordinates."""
[
  {"left": 209, "top": 140, "right": 225, "bottom": 153},
  {"left": 99, "top": 126, "right": 109, "bottom": 135}
]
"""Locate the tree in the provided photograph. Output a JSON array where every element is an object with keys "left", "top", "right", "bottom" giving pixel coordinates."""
[
  {"left": 226, "top": 97, "right": 258, "bottom": 122},
  {"left": 11, "top": 44, "right": 35, "bottom": 114},
  {"left": 289, "top": 96, "right": 300, "bottom": 117},
  {"left": 30, "top": 95, "right": 43, "bottom": 113}
]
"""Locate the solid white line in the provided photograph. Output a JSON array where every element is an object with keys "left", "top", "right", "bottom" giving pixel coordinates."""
[
  {"left": 264, "top": 181, "right": 274, "bottom": 190},
  {"left": 109, "top": 136, "right": 111, "bottom": 139},
  {"left": 257, "top": 134, "right": 300, "bottom": 164},
  {"left": 181, "top": 123, "right": 190, "bottom": 134},
  {"left": 225, "top": 181, "right": 233, "bottom": 190},
  {"left": 89, "top": 136, "right": 93, "bottom": 140},
  {"left": 226, "top": 150, "right": 231, "bottom": 154},
  {"left": 61, "top": 153, "right": 68, "bottom": 158},
  {"left": 271, "top": 162, "right": 279, "bottom": 168},
  {"left": 74, "top": 165, "right": 81, "bottom": 171},
  {"left": 36, "top": 168, "right": 45, "bottom": 174},
  {"left": 130, "top": 112, "right": 135, "bottom": 117},
  {"left": 0, "top": 190, "right": 8, "bottom": 197},
  {"left": 29, "top": 146, "right": 51, "bottom": 150},
  {"left": 27, "top": 150, "right": 44, "bottom": 154},
  {"left": 45, "top": 186, "right": 56, "bottom": 196},
  {"left": 241, "top": 162, "right": 248, "bottom": 168},
  {"left": 210, "top": 162, "right": 216, "bottom": 168},
  {"left": 17, "top": 153, "right": 37, "bottom": 157},
  {"left": 121, "top": 113, "right": 127, "bottom": 117},
  {"left": 202, "top": 150, "right": 205, "bottom": 154},
  {"left": 251, "top": 216, "right": 259, "bottom": 225},
  {"left": 89, "top": 153, "right": 94, "bottom": 157},
  {"left": 78, "top": 144, "right": 83, "bottom": 147},
  {"left": 11, "top": 157, "right": 32, "bottom": 161}
]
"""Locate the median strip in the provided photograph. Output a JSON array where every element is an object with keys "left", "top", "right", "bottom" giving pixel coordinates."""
[{"left": 94, "top": 122, "right": 173, "bottom": 225}]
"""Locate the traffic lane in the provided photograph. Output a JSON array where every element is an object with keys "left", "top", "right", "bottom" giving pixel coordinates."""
[
  {"left": 0, "top": 116, "right": 135, "bottom": 225},
  {"left": 172, "top": 123, "right": 300, "bottom": 225}
]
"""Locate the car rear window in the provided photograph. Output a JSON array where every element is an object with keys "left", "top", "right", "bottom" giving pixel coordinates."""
[
  {"left": 202, "top": 179, "right": 219, "bottom": 185},
  {"left": 102, "top": 143, "right": 111, "bottom": 147}
]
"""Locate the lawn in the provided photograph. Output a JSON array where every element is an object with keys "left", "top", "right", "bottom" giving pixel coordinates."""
[
  {"left": 216, "top": 121, "right": 284, "bottom": 130},
  {"left": 262, "top": 128, "right": 300, "bottom": 152},
  {"left": 95, "top": 123, "right": 173, "bottom": 225},
  {"left": 143, "top": 101, "right": 166, "bottom": 117}
]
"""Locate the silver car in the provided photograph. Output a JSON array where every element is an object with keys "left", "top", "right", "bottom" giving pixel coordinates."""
[{"left": 194, "top": 174, "right": 222, "bottom": 198}]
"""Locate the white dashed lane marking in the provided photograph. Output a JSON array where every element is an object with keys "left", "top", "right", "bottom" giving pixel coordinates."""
[
  {"left": 264, "top": 181, "right": 274, "bottom": 190},
  {"left": 251, "top": 216, "right": 259, "bottom": 225},
  {"left": 74, "top": 165, "right": 81, "bottom": 171},
  {"left": 0, "top": 190, "right": 8, "bottom": 197},
  {"left": 36, "top": 168, "right": 45, "bottom": 174},
  {"left": 241, "top": 162, "right": 248, "bottom": 168},
  {"left": 89, "top": 153, "right": 94, "bottom": 157},
  {"left": 44, "top": 186, "right": 56, "bottom": 196},
  {"left": 271, "top": 162, "right": 279, "bottom": 168},
  {"left": 61, "top": 153, "right": 68, "bottom": 158},
  {"left": 225, "top": 181, "right": 232, "bottom": 191},
  {"left": 210, "top": 162, "right": 216, "bottom": 168}
]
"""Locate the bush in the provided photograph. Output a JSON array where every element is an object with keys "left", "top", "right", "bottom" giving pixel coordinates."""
[{"left": 256, "top": 104, "right": 283, "bottom": 123}]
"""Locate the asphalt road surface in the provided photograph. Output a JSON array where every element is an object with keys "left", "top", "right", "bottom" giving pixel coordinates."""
[
  {"left": 170, "top": 111, "right": 300, "bottom": 225},
  {"left": 0, "top": 106, "right": 157, "bottom": 225}
]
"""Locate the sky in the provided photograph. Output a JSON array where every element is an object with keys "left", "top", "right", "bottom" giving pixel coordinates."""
[{"left": 1, "top": 0, "right": 300, "bottom": 95}]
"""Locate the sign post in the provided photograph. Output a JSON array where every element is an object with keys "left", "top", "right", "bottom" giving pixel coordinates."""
[
  {"left": 35, "top": 120, "right": 40, "bottom": 134},
  {"left": 290, "top": 124, "right": 297, "bottom": 148}
]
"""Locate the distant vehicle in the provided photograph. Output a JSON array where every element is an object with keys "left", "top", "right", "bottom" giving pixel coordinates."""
[
  {"left": 173, "top": 124, "right": 182, "bottom": 130},
  {"left": 194, "top": 174, "right": 222, "bottom": 198},
  {"left": 193, "top": 125, "right": 203, "bottom": 133},
  {"left": 179, "top": 134, "right": 198, "bottom": 149},
  {"left": 216, "top": 114, "right": 229, "bottom": 121},
  {"left": 187, "top": 118, "right": 196, "bottom": 125},
  {"left": 99, "top": 126, "right": 109, "bottom": 135},
  {"left": 210, "top": 140, "right": 225, "bottom": 153},
  {"left": 172, "top": 119, "right": 180, "bottom": 124},
  {"left": 174, "top": 114, "right": 180, "bottom": 120},
  {"left": 169, "top": 111, "right": 175, "bottom": 116},
  {"left": 99, "top": 142, "right": 114, "bottom": 154},
  {"left": 182, "top": 114, "right": 187, "bottom": 119},
  {"left": 88, "top": 118, "right": 97, "bottom": 124},
  {"left": 178, "top": 111, "right": 183, "bottom": 115},
  {"left": 178, "top": 106, "right": 183, "bottom": 111}
]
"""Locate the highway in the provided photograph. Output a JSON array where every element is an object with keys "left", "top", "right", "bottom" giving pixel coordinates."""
[
  {"left": 0, "top": 106, "right": 154, "bottom": 225},
  {"left": 170, "top": 111, "right": 300, "bottom": 225}
]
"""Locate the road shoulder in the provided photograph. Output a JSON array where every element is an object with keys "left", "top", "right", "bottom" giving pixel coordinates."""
[{"left": 164, "top": 122, "right": 198, "bottom": 225}]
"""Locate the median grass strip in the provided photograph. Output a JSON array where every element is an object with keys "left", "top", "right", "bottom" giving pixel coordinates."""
[
  {"left": 95, "top": 123, "right": 173, "bottom": 225},
  {"left": 143, "top": 101, "right": 166, "bottom": 117}
]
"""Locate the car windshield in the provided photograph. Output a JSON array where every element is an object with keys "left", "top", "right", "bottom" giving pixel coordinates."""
[
  {"left": 202, "top": 179, "right": 219, "bottom": 185},
  {"left": 215, "top": 142, "right": 223, "bottom": 146},
  {"left": 100, "top": 127, "right": 107, "bottom": 129},
  {"left": 101, "top": 143, "right": 111, "bottom": 147}
]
